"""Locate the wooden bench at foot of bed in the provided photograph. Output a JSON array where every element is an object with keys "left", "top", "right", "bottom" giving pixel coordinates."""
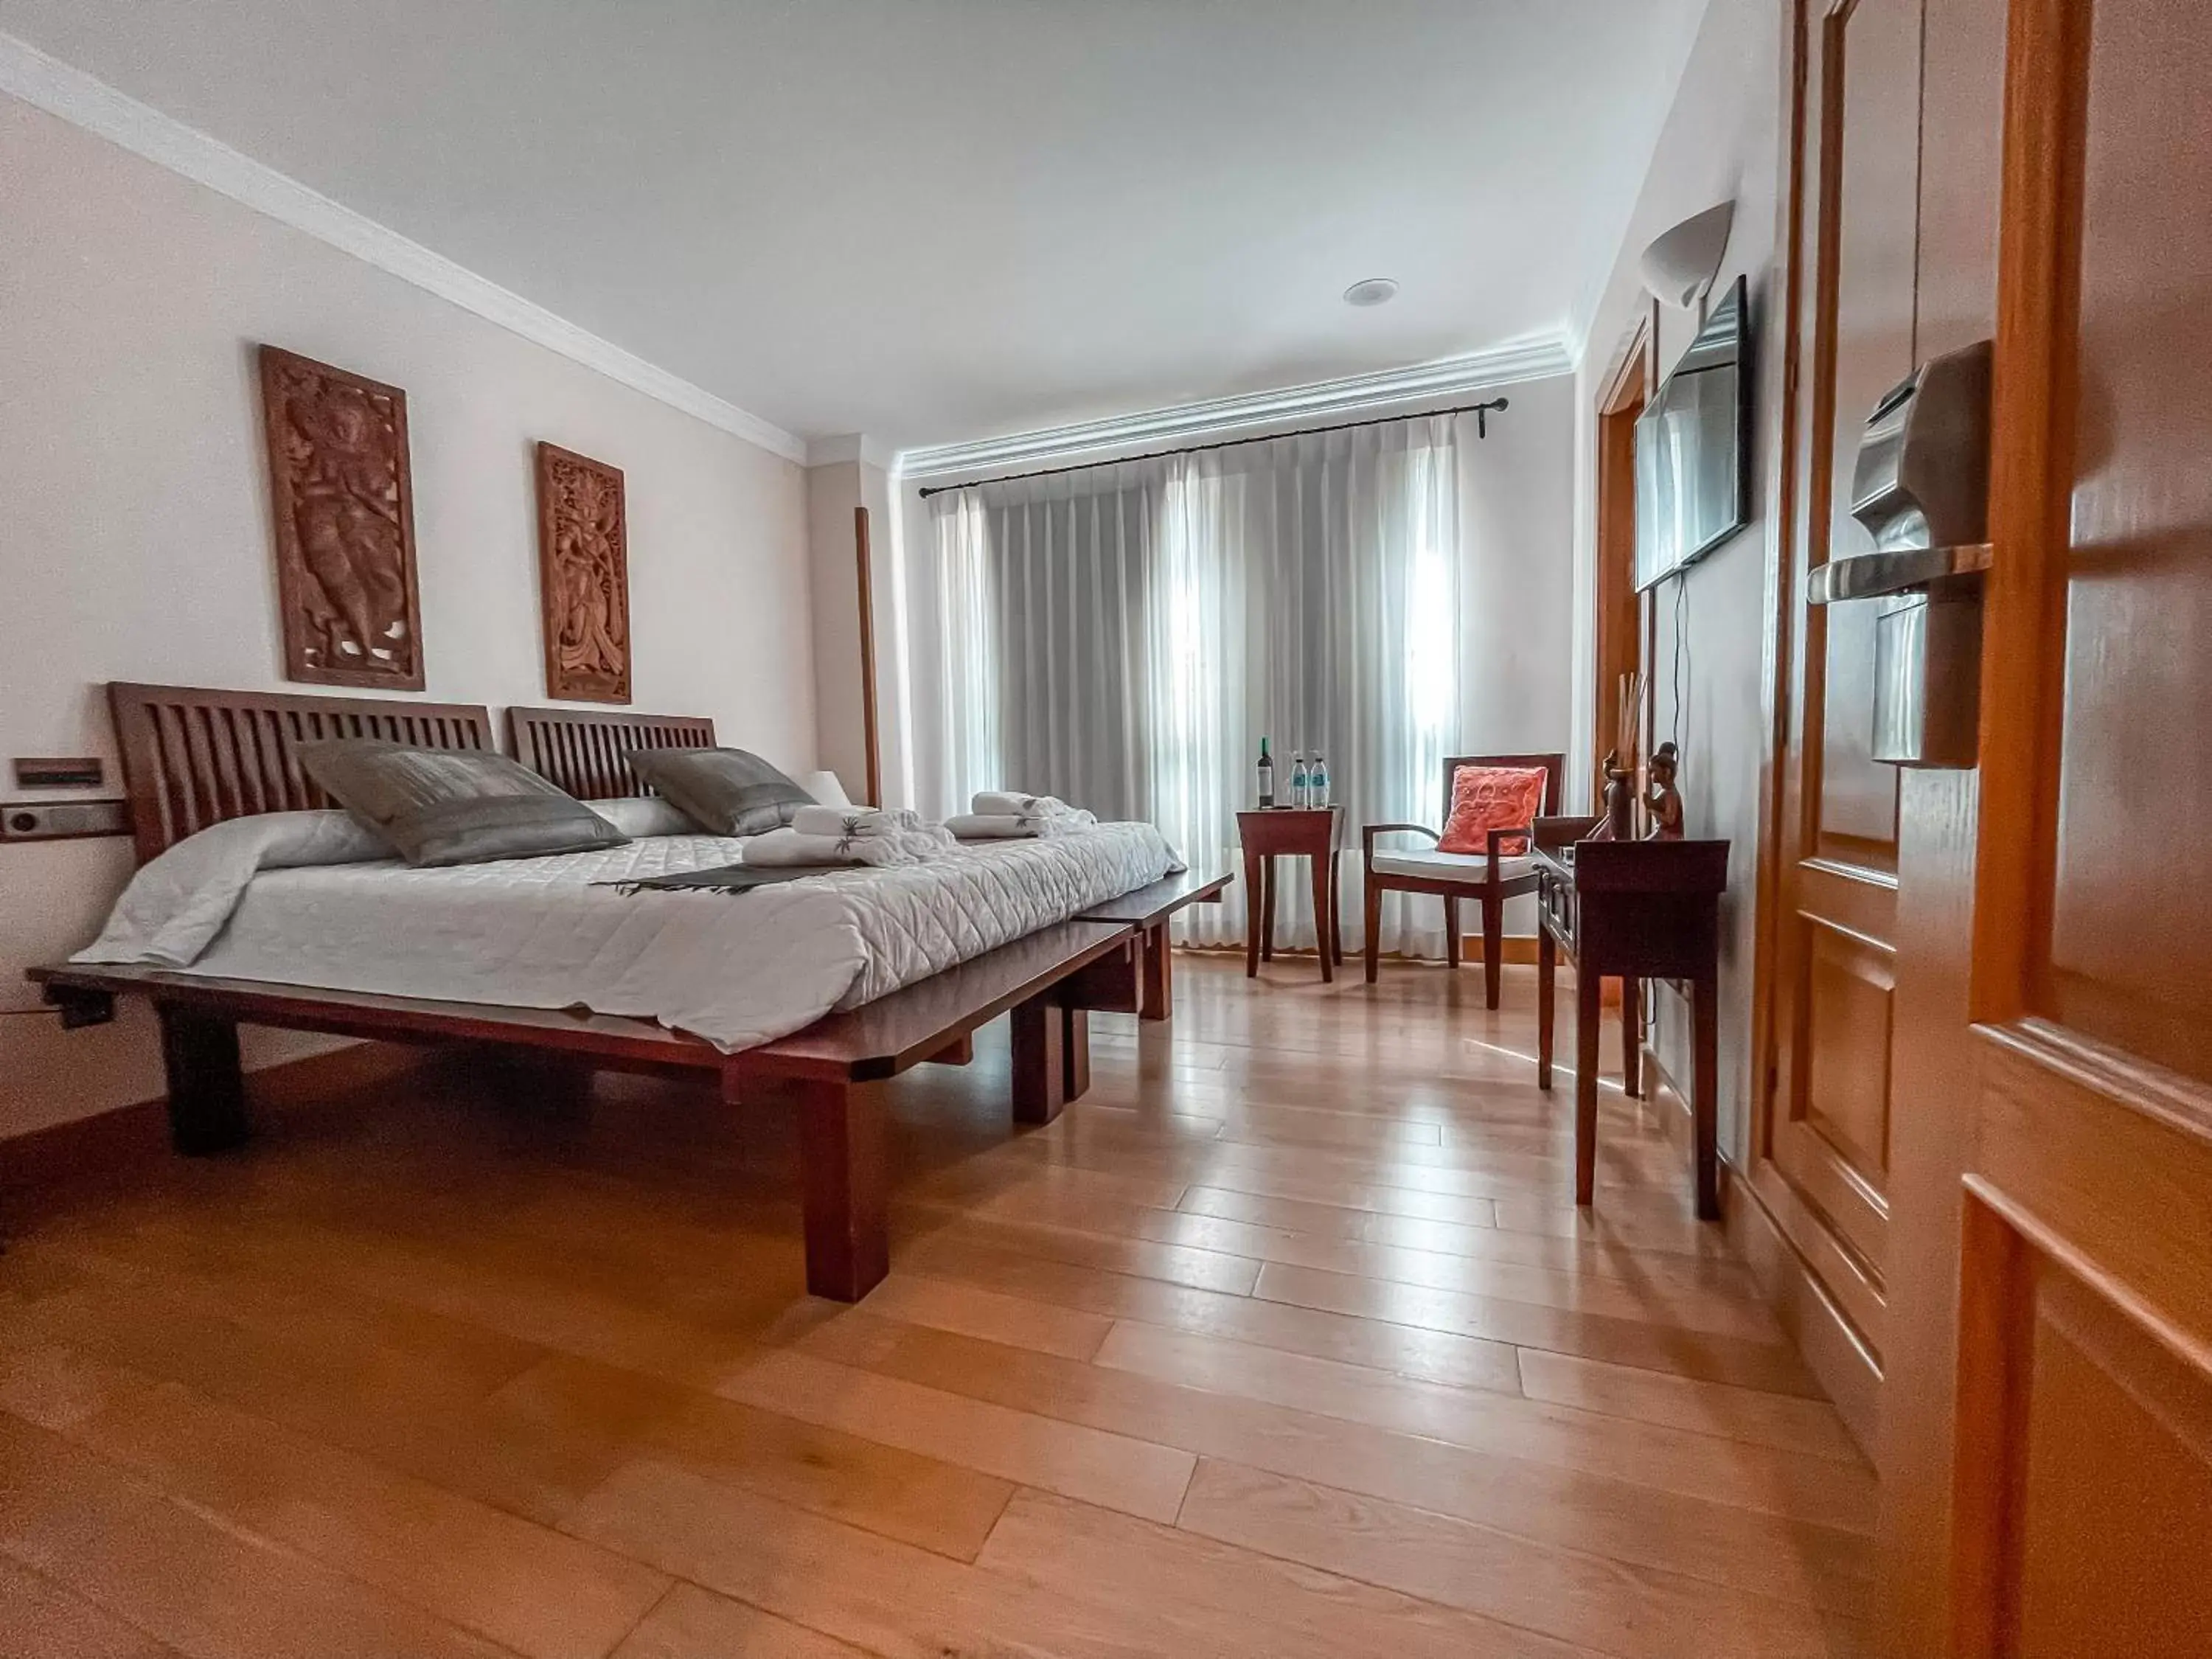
[
  {"left": 30, "top": 917, "right": 1135, "bottom": 1301},
  {"left": 1075, "top": 870, "right": 1231, "bottom": 1021}
]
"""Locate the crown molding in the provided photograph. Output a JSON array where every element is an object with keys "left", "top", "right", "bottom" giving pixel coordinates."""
[
  {"left": 805, "top": 433, "right": 894, "bottom": 470},
  {"left": 894, "top": 333, "right": 1575, "bottom": 480},
  {"left": 0, "top": 30, "right": 807, "bottom": 464}
]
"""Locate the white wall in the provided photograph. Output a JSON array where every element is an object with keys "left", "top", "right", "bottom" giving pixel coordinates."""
[
  {"left": 1570, "top": 0, "right": 1787, "bottom": 1162},
  {"left": 1454, "top": 375, "right": 1577, "bottom": 766},
  {"left": 0, "top": 92, "right": 815, "bottom": 1140},
  {"left": 803, "top": 453, "right": 897, "bottom": 805},
  {"left": 806, "top": 459, "right": 870, "bottom": 800},
  {"left": 1452, "top": 377, "right": 1577, "bottom": 938},
  {"left": 889, "top": 374, "right": 1578, "bottom": 936}
]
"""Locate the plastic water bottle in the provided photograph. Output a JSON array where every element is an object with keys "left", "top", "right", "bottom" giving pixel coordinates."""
[
  {"left": 1290, "top": 753, "right": 1310, "bottom": 810},
  {"left": 1310, "top": 754, "right": 1330, "bottom": 810}
]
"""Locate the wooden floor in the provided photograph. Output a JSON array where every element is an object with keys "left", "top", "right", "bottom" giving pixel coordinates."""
[{"left": 0, "top": 954, "right": 1874, "bottom": 1658}]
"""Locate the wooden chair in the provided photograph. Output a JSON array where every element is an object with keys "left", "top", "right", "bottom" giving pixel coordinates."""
[{"left": 1361, "top": 752, "right": 1567, "bottom": 1007}]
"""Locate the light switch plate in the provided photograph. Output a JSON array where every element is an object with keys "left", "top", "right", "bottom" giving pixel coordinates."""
[
  {"left": 1, "top": 799, "right": 131, "bottom": 841},
  {"left": 13, "top": 757, "right": 105, "bottom": 789}
]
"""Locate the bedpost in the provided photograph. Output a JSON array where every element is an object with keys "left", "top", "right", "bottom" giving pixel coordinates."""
[
  {"left": 156, "top": 1004, "right": 251, "bottom": 1154},
  {"left": 1061, "top": 1005, "right": 1091, "bottom": 1101},
  {"left": 1139, "top": 920, "right": 1173, "bottom": 1020},
  {"left": 1010, "top": 992, "right": 1067, "bottom": 1124},
  {"left": 787, "top": 1075, "right": 889, "bottom": 1301}
]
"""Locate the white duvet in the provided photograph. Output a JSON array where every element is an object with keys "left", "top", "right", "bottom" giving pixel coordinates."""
[{"left": 76, "top": 811, "right": 1181, "bottom": 1052}]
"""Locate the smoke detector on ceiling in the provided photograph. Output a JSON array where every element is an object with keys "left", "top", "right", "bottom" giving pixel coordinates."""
[{"left": 1343, "top": 277, "right": 1400, "bottom": 307}]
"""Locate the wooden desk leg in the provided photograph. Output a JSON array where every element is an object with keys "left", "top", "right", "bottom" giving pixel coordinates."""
[
  {"left": 791, "top": 1077, "right": 889, "bottom": 1301},
  {"left": 1140, "top": 919, "right": 1173, "bottom": 1020},
  {"left": 1261, "top": 856, "right": 1277, "bottom": 962},
  {"left": 1243, "top": 845, "right": 1264, "bottom": 977},
  {"left": 1062, "top": 1004, "right": 1091, "bottom": 1100},
  {"left": 1621, "top": 978, "right": 1642, "bottom": 1099},
  {"left": 1310, "top": 854, "right": 1334, "bottom": 984},
  {"left": 1692, "top": 970, "right": 1719, "bottom": 1221},
  {"left": 1318, "top": 863, "right": 1336, "bottom": 969},
  {"left": 1011, "top": 992, "right": 1068, "bottom": 1125},
  {"left": 1537, "top": 931, "right": 1556, "bottom": 1092},
  {"left": 156, "top": 1004, "right": 251, "bottom": 1154},
  {"left": 1575, "top": 967, "right": 1601, "bottom": 1207}
]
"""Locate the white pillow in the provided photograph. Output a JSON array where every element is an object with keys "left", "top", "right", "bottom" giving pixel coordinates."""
[{"left": 591, "top": 796, "right": 702, "bottom": 838}]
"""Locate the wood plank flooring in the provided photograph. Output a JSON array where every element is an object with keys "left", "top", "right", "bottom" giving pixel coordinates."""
[{"left": 0, "top": 955, "right": 1874, "bottom": 1658}]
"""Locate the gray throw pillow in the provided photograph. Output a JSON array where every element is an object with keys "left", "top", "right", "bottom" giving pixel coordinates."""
[
  {"left": 296, "top": 740, "right": 628, "bottom": 867},
  {"left": 625, "top": 746, "right": 812, "bottom": 837}
]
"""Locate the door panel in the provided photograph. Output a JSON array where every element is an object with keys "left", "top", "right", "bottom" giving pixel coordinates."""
[
  {"left": 1761, "top": 0, "right": 1923, "bottom": 1380},
  {"left": 2011, "top": 1257, "right": 2212, "bottom": 1658},
  {"left": 1817, "top": 0, "right": 1919, "bottom": 856},
  {"left": 1879, "top": 0, "right": 2212, "bottom": 1644},
  {"left": 1864, "top": 0, "right": 2006, "bottom": 1642},
  {"left": 2042, "top": 0, "right": 2212, "bottom": 1080},
  {"left": 1804, "top": 922, "right": 1893, "bottom": 1178}
]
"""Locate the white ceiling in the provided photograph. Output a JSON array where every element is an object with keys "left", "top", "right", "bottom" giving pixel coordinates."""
[{"left": 0, "top": 0, "right": 1708, "bottom": 452}]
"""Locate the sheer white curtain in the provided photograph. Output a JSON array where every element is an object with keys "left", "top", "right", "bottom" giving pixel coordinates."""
[
  {"left": 925, "top": 414, "right": 1461, "bottom": 958},
  {"left": 932, "top": 489, "right": 1001, "bottom": 813}
]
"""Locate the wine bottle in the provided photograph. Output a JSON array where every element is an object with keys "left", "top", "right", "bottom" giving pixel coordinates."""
[{"left": 1256, "top": 739, "right": 1274, "bottom": 808}]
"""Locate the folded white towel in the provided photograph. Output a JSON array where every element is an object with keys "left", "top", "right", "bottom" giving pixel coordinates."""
[
  {"left": 946, "top": 810, "right": 1099, "bottom": 841},
  {"left": 742, "top": 827, "right": 945, "bottom": 868},
  {"left": 971, "top": 790, "right": 1079, "bottom": 819},
  {"left": 789, "top": 804, "right": 931, "bottom": 839}
]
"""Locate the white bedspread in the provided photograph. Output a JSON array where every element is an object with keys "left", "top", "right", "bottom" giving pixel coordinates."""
[{"left": 76, "top": 818, "right": 1180, "bottom": 1052}]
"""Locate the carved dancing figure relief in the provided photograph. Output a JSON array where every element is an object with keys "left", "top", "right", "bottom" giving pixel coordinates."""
[
  {"left": 535, "top": 443, "right": 632, "bottom": 703},
  {"left": 257, "top": 347, "right": 424, "bottom": 689}
]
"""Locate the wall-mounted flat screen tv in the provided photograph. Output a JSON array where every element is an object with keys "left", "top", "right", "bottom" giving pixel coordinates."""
[{"left": 1633, "top": 274, "right": 1750, "bottom": 590}]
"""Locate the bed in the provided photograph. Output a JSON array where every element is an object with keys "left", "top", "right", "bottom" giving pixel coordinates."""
[{"left": 30, "top": 682, "right": 1227, "bottom": 1298}]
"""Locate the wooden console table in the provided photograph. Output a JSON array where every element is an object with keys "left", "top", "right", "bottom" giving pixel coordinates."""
[
  {"left": 1532, "top": 824, "right": 1729, "bottom": 1220},
  {"left": 1236, "top": 807, "right": 1344, "bottom": 981}
]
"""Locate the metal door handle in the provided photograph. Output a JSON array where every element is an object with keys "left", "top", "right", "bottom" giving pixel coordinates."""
[{"left": 1805, "top": 542, "right": 1992, "bottom": 605}]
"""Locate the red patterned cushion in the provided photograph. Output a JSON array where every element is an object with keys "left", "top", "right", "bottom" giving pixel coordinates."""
[{"left": 1438, "top": 765, "right": 1548, "bottom": 857}]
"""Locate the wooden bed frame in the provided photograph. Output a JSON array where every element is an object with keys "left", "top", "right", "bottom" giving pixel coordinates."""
[
  {"left": 506, "top": 704, "right": 717, "bottom": 800},
  {"left": 31, "top": 682, "right": 1225, "bottom": 1300}
]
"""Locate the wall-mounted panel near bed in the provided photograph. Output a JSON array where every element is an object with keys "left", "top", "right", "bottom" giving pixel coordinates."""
[
  {"left": 110, "top": 681, "right": 495, "bottom": 863},
  {"left": 257, "top": 347, "right": 427, "bottom": 692},
  {"left": 534, "top": 442, "right": 633, "bottom": 704},
  {"left": 506, "top": 705, "right": 715, "bottom": 800}
]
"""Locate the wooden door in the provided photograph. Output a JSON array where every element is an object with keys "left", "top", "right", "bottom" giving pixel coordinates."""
[
  {"left": 1592, "top": 310, "right": 1655, "bottom": 799},
  {"left": 1878, "top": 0, "right": 2212, "bottom": 1646},
  {"left": 1756, "top": 0, "right": 1930, "bottom": 1426}
]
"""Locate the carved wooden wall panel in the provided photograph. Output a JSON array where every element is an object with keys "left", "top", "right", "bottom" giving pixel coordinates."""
[
  {"left": 534, "top": 442, "right": 632, "bottom": 704},
  {"left": 257, "top": 346, "right": 425, "bottom": 689}
]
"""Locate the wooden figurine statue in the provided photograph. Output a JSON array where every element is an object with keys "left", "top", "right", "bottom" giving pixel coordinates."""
[
  {"left": 1644, "top": 742, "right": 1686, "bottom": 840},
  {"left": 1591, "top": 748, "right": 1635, "bottom": 841}
]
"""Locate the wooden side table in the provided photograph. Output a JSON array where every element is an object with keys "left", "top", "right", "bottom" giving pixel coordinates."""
[
  {"left": 1236, "top": 807, "right": 1344, "bottom": 982},
  {"left": 1532, "top": 827, "right": 1729, "bottom": 1219}
]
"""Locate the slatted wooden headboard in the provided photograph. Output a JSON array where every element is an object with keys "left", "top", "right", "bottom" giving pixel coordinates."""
[
  {"left": 506, "top": 706, "right": 717, "bottom": 800},
  {"left": 110, "top": 683, "right": 496, "bottom": 863}
]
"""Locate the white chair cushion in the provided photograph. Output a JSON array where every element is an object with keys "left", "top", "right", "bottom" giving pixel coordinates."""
[{"left": 1369, "top": 846, "right": 1536, "bottom": 885}]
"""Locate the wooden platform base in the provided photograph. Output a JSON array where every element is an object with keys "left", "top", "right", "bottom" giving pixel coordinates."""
[
  {"left": 31, "top": 920, "right": 1139, "bottom": 1303},
  {"left": 28, "top": 874, "right": 1235, "bottom": 1302}
]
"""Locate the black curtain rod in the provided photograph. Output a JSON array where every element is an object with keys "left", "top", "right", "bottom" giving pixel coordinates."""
[{"left": 915, "top": 397, "right": 1509, "bottom": 498}]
